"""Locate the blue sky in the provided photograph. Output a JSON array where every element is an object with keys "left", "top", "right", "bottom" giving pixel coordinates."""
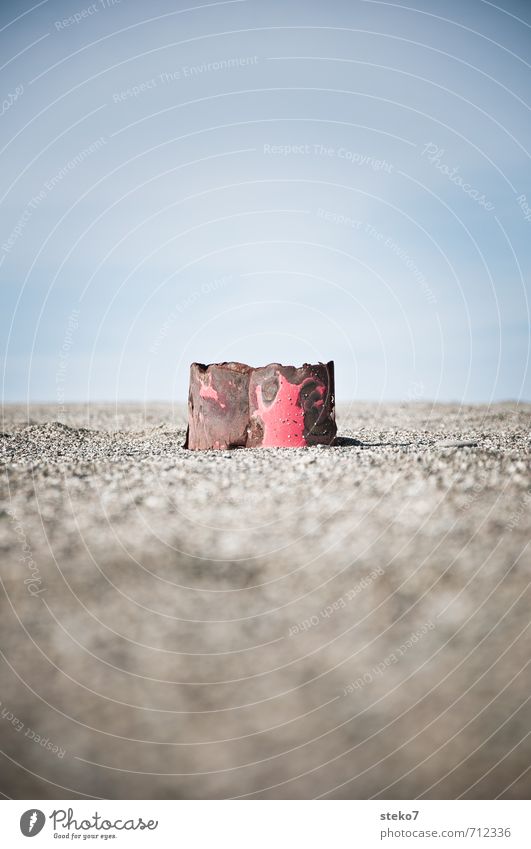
[{"left": 1, "top": 0, "right": 530, "bottom": 403}]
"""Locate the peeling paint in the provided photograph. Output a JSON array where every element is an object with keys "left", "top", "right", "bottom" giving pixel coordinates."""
[{"left": 255, "top": 375, "right": 326, "bottom": 447}]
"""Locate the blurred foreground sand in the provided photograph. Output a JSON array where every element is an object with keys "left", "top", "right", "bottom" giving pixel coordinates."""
[{"left": 0, "top": 402, "right": 529, "bottom": 799}]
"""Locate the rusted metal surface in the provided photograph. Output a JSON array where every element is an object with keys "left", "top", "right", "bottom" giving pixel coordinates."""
[{"left": 185, "top": 361, "right": 336, "bottom": 450}]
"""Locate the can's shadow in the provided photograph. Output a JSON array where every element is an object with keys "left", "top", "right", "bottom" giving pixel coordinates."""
[
  {"left": 333, "top": 436, "right": 414, "bottom": 448},
  {"left": 332, "top": 436, "right": 364, "bottom": 447}
]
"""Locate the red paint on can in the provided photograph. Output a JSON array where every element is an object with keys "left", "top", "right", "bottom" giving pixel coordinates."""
[
  {"left": 199, "top": 381, "right": 226, "bottom": 408},
  {"left": 255, "top": 375, "right": 325, "bottom": 447}
]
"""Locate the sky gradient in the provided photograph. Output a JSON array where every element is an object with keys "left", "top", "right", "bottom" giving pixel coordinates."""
[{"left": 1, "top": 0, "right": 530, "bottom": 404}]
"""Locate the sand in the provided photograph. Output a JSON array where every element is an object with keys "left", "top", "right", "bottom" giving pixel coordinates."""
[{"left": 0, "top": 402, "right": 529, "bottom": 799}]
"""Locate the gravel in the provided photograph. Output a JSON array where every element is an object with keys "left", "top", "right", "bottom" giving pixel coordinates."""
[{"left": 0, "top": 402, "right": 529, "bottom": 799}]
